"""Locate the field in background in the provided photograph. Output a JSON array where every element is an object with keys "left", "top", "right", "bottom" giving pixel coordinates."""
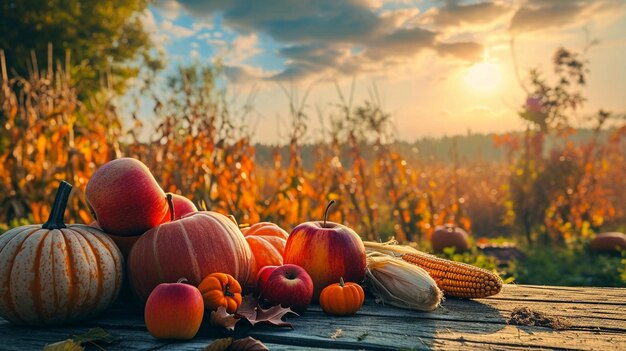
[{"left": 1, "top": 50, "right": 625, "bottom": 287}]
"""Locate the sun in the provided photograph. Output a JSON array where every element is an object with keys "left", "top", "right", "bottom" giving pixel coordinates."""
[{"left": 464, "top": 62, "right": 502, "bottom": 92}]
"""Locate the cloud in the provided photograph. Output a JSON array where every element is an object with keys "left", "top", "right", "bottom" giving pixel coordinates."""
[
  {"left": 170, "top": 0, "right": 493, "bottom": 81},
  {"left": 510, "top": 0, "right": 626, "bottom": 34},
  {"left": 155, "top": 0, "right": 182, "bottom": 20},
  {"left": 421, "top": 1, "right": 512, "bottom": 29},
  {"left": 161, "top": 20, "right": 195, "bottom": 38},
  {"left": 229, "top": 34, "right": 261, "bottom": 63},
  {"left": 223, "top": 64, "right": 273, "bottom": 84},
  {"left": 140, "top": 10, "right": 170, "bottom": 48},
  {"left": 435, "top": 41, "right": 484, "bottom": 62}
]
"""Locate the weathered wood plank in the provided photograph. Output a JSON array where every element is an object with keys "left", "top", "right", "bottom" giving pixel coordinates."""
[{"left": 0, "top": 284, "right": 624, "bottom": 350}]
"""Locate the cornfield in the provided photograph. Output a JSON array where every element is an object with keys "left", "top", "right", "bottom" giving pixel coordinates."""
[{"left": 2, "top": 50, "right": 626, "bottom": 250}]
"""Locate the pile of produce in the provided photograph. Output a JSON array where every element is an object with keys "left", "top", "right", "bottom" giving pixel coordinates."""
[{"left": 0, "top": 157, "right": 503, "bottom": 341}]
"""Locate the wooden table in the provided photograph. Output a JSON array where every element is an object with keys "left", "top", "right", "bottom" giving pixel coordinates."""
[{"left": 1, "top": 284, "right": 624, "bottom": 350}]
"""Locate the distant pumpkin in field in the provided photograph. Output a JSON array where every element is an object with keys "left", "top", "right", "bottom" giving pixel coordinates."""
[
  {"left": 430, "top": 224, "right": 470, "bottom": 254},
  {"left": 590, "top": 232, "right": 626, "bottom": 253}
]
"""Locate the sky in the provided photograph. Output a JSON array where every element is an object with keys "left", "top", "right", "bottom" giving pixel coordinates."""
[{"left": 140, "top": 0, "right": 626, "bottom": 144}]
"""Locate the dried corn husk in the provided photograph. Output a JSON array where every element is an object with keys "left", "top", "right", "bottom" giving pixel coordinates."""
[
  {"left": 365, "top": 252, "right": 443, "bottom": 311},
  {"left": 364, "top": 239, "right": 421, "bottom": 257}
]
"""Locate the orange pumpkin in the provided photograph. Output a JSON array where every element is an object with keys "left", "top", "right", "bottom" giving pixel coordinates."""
[
  {"left": 128, "top": 210, "right": 253, "bottom": 301},
  {"left": 198, "top": 273, "right": 242, "bottom": 313},
  {"left": 319, "top": 277, "right": 365, "bottom": 316},
  {"left": 242, "top": 222, "right": 289, "bottom": 289},
  {"left": 0, "top": 181, "right": 124, "bottom": 326}
]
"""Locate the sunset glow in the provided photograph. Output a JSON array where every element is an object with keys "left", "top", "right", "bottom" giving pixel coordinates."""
[{"left": 464, "top": 62, "right": 502, "bottom": 92}]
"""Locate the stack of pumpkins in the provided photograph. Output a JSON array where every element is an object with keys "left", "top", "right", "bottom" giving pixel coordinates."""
[{"left": 0, "top": 158, "right": 367, "bottom": 335}]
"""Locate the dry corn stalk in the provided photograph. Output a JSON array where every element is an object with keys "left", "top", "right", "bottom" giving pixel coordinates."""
[
  {"left": 364, "top": 240, "right": 503, "bottom": 299},
  {"left": 365, "top": 252, "right": 443, "bottom": 311}
]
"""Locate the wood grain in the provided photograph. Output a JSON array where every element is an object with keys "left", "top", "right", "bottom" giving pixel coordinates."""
[{"left": 0, "top": 284, "right": 624, "bottom": 350}]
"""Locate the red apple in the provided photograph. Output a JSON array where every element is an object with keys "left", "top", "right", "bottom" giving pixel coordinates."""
[
  {"left": 169, "top": 194, "right": 198, "bottom": 219},
  {"left": 256, "top": 265, "right": 279, "bottom": 295},
  {"left": 431, "top": 224, "right": 470, "bottom": 254},
  {"left": 145, "top": 279, "right": 204, "bottom": 340},
  {"left": 261, "top": 264, "right": 313, "bottom": 313},
  {"left": 283, "top": 201, "right": 366, "bottom": 301},
  {"left": 86, "top": 158, "right": 170, "bottom": 236}
]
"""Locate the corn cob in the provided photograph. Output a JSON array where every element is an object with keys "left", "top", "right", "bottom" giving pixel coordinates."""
[
  {"left": 366, "top": 252, "right": 443, "bottom": 311},
  {"left": 364, "top": 241, "right": 503, "bottom": 299}
]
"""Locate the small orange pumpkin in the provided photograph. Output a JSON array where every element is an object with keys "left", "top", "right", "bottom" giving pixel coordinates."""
[
  {"left": 319, "top": 277, "right": 365, "bottom": 316},
  {"left": 242, "top": 222, "right": 289, "bottom": 289},
  {"left": 198, "top": 273, "right": 242, "bottom": 313}
]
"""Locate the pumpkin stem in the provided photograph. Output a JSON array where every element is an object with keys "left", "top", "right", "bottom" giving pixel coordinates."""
[
  {"left": 224, "top": 284, "right": 235, "bottom": 297},
  {"left": 42, "top": 181, "right": 72, "bottom": 230},
  {"left": 339, "top": 277, "right": 345, "bottom": 287},
  {"left": 166, "top": 193, "right": 175, "bottom": 221},
  {"left": 323, "top": 200, "right": 335, "bottom": 228}
]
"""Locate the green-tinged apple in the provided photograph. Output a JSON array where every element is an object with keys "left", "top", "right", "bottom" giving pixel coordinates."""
[
  {"left": 261, "top": 264, "right": 313, "bottom": 313},
  {"left": 256, "top": 265, "right": 279, "bottom": 295},
  {"left": 283, "top": 200, "right": 366, "bottom": 301},
  {"left": 144, "top": 279, "right": 204, "bottom": 340},
  {"left": 85, "top": 158, "right": 169, "bottom": 236}
]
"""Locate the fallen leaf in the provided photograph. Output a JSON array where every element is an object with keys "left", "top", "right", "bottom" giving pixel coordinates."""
[
  {"left": 235, "top": 294, "right": 259, "bottom": 321},
  {"left": 210, "top": 307, "right": 240, "bottom": 331},
  {"left": 252, "top": 304, "right": 298, "bottom": 327},
  {"left": 229, "top": 337, "right": 269, "bottom": 351},
  {"left": 204, "top": 337, "right": 233, "bottom": 351},
  {"left": 43, "top": 340, "right": 84, "bottom": 351},
  {"left": 71, "top": 327, "right": 116, "bottom": 344},
  {"left": 236, "top": 294, "right": 298, "bottom": 328},
  {"left": 330, "top": 328, "right": 343, "bottom": 339}
]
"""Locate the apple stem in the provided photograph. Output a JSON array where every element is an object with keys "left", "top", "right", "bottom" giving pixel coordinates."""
[
  {"left": 166, "top": 193, "right": 175, "bottom": 221},
  {"left": 42, "top": 181, "right": 72, "bottom": 230},
  {"left": 339, "top": 277, "right": 345, "bottom": 288},
  {"left": 323, "top": 200, "right": 335, "bottom": 228}
]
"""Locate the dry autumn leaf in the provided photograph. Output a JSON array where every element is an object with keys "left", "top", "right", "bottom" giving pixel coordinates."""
[
  {"left": 203, "top": 336, "right": 268, "bottom": 351},
  {"left": 42, "top": 340, "right": 84, "bottom": 351},
  {"left": 236, "top": 294, "right": 298, "bottom": 328},
  {"left": 210, "top": 307, "right": 240, "bottom": 331},
  {"left": 230, "top": 337, "right": 269, "bottom": 351},
  {"left": 203, "top": 337, "right": 234, "bottom": 351}
]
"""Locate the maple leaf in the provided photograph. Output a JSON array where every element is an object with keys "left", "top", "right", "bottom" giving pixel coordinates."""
[
  {"left": 235, "top": 294, "right": 298, "bottom": 328},
  {"left": 235, "top": 294, "right": 260, "bottom": 321},
  {"left": 210, "top": 307, "right": 240, "bottom": 331}
]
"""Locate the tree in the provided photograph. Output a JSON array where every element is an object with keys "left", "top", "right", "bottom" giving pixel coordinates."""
[{"left": 0, "top": 0, "right": 154, "bottom": 96}]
